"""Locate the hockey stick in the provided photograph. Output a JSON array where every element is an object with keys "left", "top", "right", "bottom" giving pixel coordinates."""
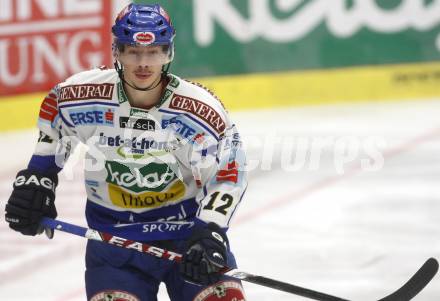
[{"left": 40, "top": 217, "right": 438, "bottom": 301}]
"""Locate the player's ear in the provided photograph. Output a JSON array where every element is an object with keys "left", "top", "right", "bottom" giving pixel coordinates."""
[
  {"left": 112, "top": 44, "right": 118, "bottom": 60},
  {"left": 112, "top": 43, "right": 124, "bottom": 60}
]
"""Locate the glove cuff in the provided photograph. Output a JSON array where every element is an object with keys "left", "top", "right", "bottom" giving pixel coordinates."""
[
  {"left": 188, "top": 221, "right": 229, "bottom": 250},
  {"left": 13, "top": 169, "right": 58, "bottom": 197}
]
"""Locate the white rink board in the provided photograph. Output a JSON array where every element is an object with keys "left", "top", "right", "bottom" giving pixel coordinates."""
[{"left": 1, "top": 99, "right": 440, "bottom": 300}]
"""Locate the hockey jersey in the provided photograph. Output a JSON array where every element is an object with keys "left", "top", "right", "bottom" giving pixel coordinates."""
[{"left": 31, "top": 68, "right": 247, "bottom": 241}]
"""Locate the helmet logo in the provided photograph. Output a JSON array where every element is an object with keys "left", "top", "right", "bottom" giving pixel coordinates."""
[{"left": 133, "top": 32, "right": 155, "bottom": 45}]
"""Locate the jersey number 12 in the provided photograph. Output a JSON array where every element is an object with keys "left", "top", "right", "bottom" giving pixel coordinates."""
[{"left": 203, "top": 191, "right": 233, "bottom": 215}]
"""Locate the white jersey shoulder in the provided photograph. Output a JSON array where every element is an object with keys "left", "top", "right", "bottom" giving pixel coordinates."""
[
  {"left": 54, "top": 68, "right": 119, "bottom": 107},
  {"left": 164, "top": 75, "right": 229, "bottom": 137}
]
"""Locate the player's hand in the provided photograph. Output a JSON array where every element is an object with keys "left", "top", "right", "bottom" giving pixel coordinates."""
[
  {"left": 5, "top": 169, "right": 58, "bottom": 238},
  {"left": 180, "top": 222, "right": 228, "bottom": 285}
]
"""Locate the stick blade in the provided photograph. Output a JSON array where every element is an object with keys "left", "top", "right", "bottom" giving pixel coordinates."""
[{"left": 378, "top": 258, "right": 439, "bottom": 301}]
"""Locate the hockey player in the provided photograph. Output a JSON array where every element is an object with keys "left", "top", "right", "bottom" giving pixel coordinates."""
[{"left": 5, "top": 3, "right": 247, "bottom": 301}]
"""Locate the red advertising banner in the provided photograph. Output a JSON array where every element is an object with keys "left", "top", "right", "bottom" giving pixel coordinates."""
[{"left": 0, "top": 0, "right": 114, "bottom": 96}]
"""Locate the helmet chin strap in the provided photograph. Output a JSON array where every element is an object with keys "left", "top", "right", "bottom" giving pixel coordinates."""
[{"left": 114, "top": 60, "right": 171, "bottom": 92}]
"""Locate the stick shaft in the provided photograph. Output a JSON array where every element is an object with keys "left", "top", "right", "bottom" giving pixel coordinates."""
[
  {"left": 40, "top": 218, "right": 437, "bottom": 301},
  {"left": 41, "top": 217, "right": 183, "bottom": 262},
  {"left": 41, "top": 217, "right": 350, "bottom": 300}
]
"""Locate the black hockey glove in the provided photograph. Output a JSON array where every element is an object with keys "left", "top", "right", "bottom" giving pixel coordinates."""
[
  {"left": 5, "top": 169, "right": 58, "bottom": 238},
  {"left": 180, "top": 222, "right": 228, "bottom": 286}
]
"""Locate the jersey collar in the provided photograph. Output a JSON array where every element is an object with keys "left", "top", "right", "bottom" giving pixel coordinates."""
[{"left": 116, "top": 74, "right": 180, "bottom": 108}]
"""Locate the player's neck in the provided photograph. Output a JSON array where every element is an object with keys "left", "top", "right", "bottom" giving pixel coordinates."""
[{"left": 124, "top": 78, "right": 164, "bottom": 110}]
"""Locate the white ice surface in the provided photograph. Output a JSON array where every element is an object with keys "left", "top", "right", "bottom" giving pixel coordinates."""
[{"left": 0, "top": 99, "right": 439, "bottom": 300}]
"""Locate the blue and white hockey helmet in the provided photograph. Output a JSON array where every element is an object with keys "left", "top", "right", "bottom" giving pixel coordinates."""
[{"left": 112, "top": 3, "right": 175, "bottom": 66}]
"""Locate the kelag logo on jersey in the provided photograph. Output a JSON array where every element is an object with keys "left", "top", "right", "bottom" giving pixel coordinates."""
[
  {"left": 105, "top": 161, "right": 185, "bottom": 209},
  {"left": 106, "top": 161, "right": 176, "bottom": 192},
  {"left": 120, "top": 116, "right": 155, "bottom": 131},
  {"left": 69, "top": 107, "right": 114, "bottom": 126}
]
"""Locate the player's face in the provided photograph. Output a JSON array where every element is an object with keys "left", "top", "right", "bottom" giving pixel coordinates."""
[{"left": 118, "top": 45, "right": 166, "bottom": 89}]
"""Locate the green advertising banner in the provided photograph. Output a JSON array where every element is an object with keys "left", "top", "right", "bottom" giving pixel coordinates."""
[{"left": 138, "top": 0, "right": 440, "bottom": 77}]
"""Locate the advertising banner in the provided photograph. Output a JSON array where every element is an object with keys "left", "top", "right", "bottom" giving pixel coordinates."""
[
  {"left": 141, "top": 0, "right": 440, "bottom": 77},
  {"left": 0, "top": 0, "right": 114, "bottom": 96}
]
